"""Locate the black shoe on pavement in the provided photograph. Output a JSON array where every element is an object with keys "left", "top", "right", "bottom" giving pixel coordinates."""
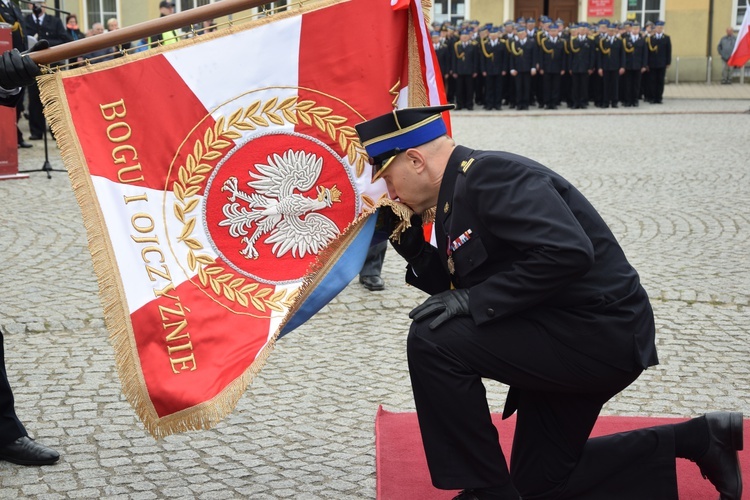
[
  {"left": 29, "top": 135, "right": 42, "bottom": 140},
  {"left": 18, "top": 141, "right": 33, "bottom": 148},
  {"left": 359, "top": 275, "right": 384, "bottom": 291},
  {"left": 0, "top": 436, "right": 60, "bottom": 466},
  {"left": 694, "top": 411, "right": 743, "bottom": 500}
]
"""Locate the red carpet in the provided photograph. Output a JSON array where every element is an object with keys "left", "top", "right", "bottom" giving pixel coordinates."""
[{"left": 375, "top": 406, "right": 749, "bottom": 499}]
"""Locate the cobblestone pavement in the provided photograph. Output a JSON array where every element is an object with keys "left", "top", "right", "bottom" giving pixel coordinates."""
[{"left": 1, "top": 97, "right": 748, "bottom": 499}]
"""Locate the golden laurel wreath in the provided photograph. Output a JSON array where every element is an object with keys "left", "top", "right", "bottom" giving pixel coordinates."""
[{"left": 172, "top": 95, "right": 369, "bottom": 312}]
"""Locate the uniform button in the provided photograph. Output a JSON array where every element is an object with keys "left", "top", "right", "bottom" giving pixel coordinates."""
[
  {"left": 487, "top": 308, "right": 495, "bottom": 317},
  {"left": 468, "top": 258, "right": 473, "bottom": 264}
]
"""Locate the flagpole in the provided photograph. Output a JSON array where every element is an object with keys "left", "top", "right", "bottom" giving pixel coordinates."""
[{"left": 28, "top": 0, "right": 271, "bottom": 65}]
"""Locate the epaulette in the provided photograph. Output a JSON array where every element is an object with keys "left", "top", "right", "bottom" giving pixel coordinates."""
[
  {"left": 459, "top": 157, "right": 476, "bottom": 174},
  {"left": 588, "top": 34, "right": 596, "bottom": 40}
]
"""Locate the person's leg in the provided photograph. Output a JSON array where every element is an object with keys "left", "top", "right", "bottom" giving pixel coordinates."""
[
  {"left": 0, "top": 330, "right": 27, "bottom": 447},
  {"left": 359, "top": 240, "right": 386, "bottom": 291}
]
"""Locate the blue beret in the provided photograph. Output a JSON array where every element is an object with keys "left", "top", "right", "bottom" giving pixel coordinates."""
[
  {"left": 460, "top": 29, "right": 471, "bottom": 35},
  {"left": 526, "top": 18, "right": 536, "bottom": 23},
  {"left": 489, "top": 27, "right": 500, "bottom": 34},
  {"left": 430, "top": 31, "right": 440, "bottom": 37},
  {"left": 540, "top": 16, "right": 550, "bottom": 23},
  {"left": 516, "top": 26, "right": 527, "bottom": 33},
  {"left": 470, "top": 20, "right": 480, "bottom": 26},
  {"left": 598, "top": 19, "right": 609, "bottom": 25},
  {"left": 632, "top": 20, "right": 641, "bottom": 27},
  {"left": 516, "top": 17, "right": 525, "bottom": 23},
  {"left": 623, "top": 20, "right": 633, "bottom": 26},
  {"left": 570, "top": 23, "right": 579, "bottom": 29},
  {"left": 504, "top": 20, "right": 514, "bottom": 26},
  {"left": 655, "top": 20, "right": 665, "bottom": 26},
  {"left": 556, "top": 18, "right": 564, "bottom": 25},
  {"left": 549, "top": 23, "right": 560, "bottom": 30}
]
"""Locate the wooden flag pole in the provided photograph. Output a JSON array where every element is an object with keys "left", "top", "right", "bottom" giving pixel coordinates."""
[{"left": 28, "top": 0, "right": 270, "bottom": 65}]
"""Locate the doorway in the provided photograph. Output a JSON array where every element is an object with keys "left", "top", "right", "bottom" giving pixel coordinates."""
[{"left": 514, "top": 0, "right": 578, "bottom": 24}]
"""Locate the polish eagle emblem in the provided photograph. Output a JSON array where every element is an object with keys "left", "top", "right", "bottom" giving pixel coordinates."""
[{"left": 218, "top": 149, "right": 342, "bottom": 259}]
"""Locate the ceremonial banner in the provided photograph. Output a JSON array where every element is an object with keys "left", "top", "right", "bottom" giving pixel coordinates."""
[
  {"left": 40, "top": 0, "right": 446, "bottom": 437},
  {"left": 728, "top": 9, "right": 750, "bottom": 68}
]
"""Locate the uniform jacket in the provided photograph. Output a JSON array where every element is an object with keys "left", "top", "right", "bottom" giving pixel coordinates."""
[
  {"left": 509, "top": 38, "right": 537, "bottom": 72},
  {"left": 539, "top": 36, "right": 566, "bottom": 73},
  {"left": 597, "top": 35, "right": 625, "bottom": 71},
  {"left": 24, "top": 13, "right": 70, "bottom": 48},
  {"left": 405, "top": 145, "right": 658, "bottom": 373},
  {"left": 433, "top": 41, "right": 451, "bottom": 77},
  {"left": 452, "top": 40, "right": 480, "bottom": 75},
  {"left": 647, "top": 33, "right": 671, "bottom": 68},
  {"left": 0, "top": 0, "right": 27, "bottom": 51},
  {"left": 624, "top": 35, "right": 648, "bottom": 70},
  {"left": 567, "top": 35, "right": 596, "bottom": 73},
  {"left": 480, "top": 38, "right": 508, "bottom": 75}
]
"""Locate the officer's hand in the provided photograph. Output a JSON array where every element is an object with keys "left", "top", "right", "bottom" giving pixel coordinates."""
[
  {"left": 0, "top": 46, "right": 43, "bottom": 89},
  {"left": 409, "top": 289, "right": 470, "bottom": 330},
  {"left": 379, "top": 208, "right": 426, "bottom": 262}
]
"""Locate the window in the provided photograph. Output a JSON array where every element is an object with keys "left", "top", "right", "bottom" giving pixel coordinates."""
[
  {"left": 86, "top": 0, "right": 118, "bottom": 30},
  {"left": 432, "top": 0, "right": 466, "bottom": 25},
  {"left": 178, "top": 0, "right": 213, "bottom": 12},
  {"left": 734, "top": 0, "right": 748, "bottom": 28},
  {"left": 623, "top": 0, "right": 663, "bottom": 25}
]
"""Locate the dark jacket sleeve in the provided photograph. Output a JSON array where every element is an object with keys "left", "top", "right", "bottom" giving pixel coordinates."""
[{"left": 462, "top": 160, "right": 595, "bottom": 325}]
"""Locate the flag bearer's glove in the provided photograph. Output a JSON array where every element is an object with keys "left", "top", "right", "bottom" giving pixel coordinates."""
[
  {"left": 409, "top": 289, "right": 470, "bottom": 330},
  {"left": 0, "top": 43, "right": 46, "bottom": 90},
  {"left": 377, "top": 207, "right": 427, "bottom": 263}
]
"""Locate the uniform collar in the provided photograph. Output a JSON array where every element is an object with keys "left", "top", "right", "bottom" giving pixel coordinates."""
[{"left": 437, "top": 145, "right": 473, "bottom": 224}]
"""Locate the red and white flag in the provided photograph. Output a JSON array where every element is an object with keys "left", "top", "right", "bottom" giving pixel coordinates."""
[
  {"left": 728, "top": 9, "right": 750, "bottom": 67},
  {"left": 40, "top": 0, "right": 446, "bottom": 437}
]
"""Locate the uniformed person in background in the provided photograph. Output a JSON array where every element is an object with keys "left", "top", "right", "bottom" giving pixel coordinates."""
[
  {"left": 567, "top": 23, "right": 595, "bottom": 109},
  {"left": 442, "top": 24, "right": 458, "bottom": 105},
  {"left": 480, "top": 27, "right": 507, "bottom": 111},
  {"left": 597, "top": 22, "right": 625, "bottom": 108},
  {"left": 642, "top": 20, "right": 655, "bottom": 103},
  {"left": 538, "top": 23, "right": 566, "bottom": 110},
  {"left": 509, "top": 26, "right": 537, "bottom": 111},
  {"left": 452, "top": 28, "right": 480, "bottom": 111},
  {"left": 647, "top": 20, "right": 671, "bottom": 104},
  {"left": 500, "top": 20, "right": 516, "bottom": 109},
  {"left": 474, "top": 24, "right": 490, "bottom": 108},
  {"left": 353, "top": 103, "right": 744, "bottom": 500},
  {"left": 432, "top": 30, "right": 451, "bottom": 99},
  {"left": 623, "top": 20, "right": 648, "bottom": 107},
  {"left": 591, "top": 19, "right": 609, "bottom": 109}
]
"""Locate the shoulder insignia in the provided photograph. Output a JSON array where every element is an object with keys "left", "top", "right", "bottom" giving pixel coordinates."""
[{"left": 460, "top": 158, "right": 475, "bottom": 174}]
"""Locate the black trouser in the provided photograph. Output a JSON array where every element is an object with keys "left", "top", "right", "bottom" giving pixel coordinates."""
[
  {"left": 514, "top": 72, "right": 531, "bottom": 108},
  {"left": 602, "top": 70, "right": 620, "bottom": 106},
  {"left": 570, "top": 72, "right": 589, "bottom": 108},
  {"left": 0, "top": 330, "right": 28, "bottom": 447},
  {"left": 27, "top": 81, "right": 45, "bottom": 139},
  {"left": 591, "top": 71, "right": 603, "bottom": 106},
  {"left": 650, "top": 67, "right": 666, "bottom": 102},
  {"left": 407, "top": 315, "right": 679, "bottom": 499},
  {"left": 455, "top": 74, "right": 475, "bottom": 110},
  {"left": 624, "top": 69, "right": 642, "bottom": 106},
  {"left": 484, "top": 74, "right": 503, "bottom": 109},
  {"left": 543, "top": 71, "right": 561, "bottom": 107},
  {"left": 359, "top": 240, "right": 386, "bottom": 278},
  {"left": 446, "top": 74, "right": 457, "bottom": 104},
  {"left": 502, "top": 73, "right": 515, "bottom": 106}
]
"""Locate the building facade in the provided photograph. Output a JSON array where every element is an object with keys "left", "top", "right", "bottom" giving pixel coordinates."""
[{"left": 18, "top": 0, "right": 750, "bottom": 82}]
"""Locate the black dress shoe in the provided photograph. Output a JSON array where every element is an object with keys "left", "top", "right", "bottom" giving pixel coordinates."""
[
  {"left": 695, "top": 412, "right": 743, "bottom": 500},
  {"left": 29, "top": 135, "right": 43, "bottom": 140},
  {"left": 359, "top": 275, "right": 384, "bottom": 291},
  {"left": 0, "top": 436, "right": 60, "bottom": 466},
  {"left": 18, "top": 141, "right": 33, "bottom": 148}
]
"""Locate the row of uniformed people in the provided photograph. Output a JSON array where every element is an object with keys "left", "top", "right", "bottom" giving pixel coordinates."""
[{"left": 431, "top": 17, "right": 672, "bottom": 111}]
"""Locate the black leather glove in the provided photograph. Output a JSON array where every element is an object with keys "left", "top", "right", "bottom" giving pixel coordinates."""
[
  {"left": 377, "top": 207, "right": 427, "bottom": 262},
  {"left": 409, "top": 288, "right": 470, "bottom": 330},
  {"left": 0, "top": 43, "right": 46, "bottom": 90}
]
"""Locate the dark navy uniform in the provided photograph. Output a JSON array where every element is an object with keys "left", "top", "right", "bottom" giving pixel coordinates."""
[
  {"left": 452, "top": 37, "right": 480, "bottom": 110},
  {"left": 480, "top": 31, "right": 508, "bottom": 110},
  {"left": 647, "top": 24, "right": 671, "bottom": 104},
  {"left": 24, "top": 10, "right": 70, "bottom": 139},
  {"left": 0, "top": 0, "right": 27, "bottom": 145},
  {"left": 567, "top": 32, "right": 595, "bottom": 108},
  {"left": 597, "top": 34, "right": 625, "bottom": 108},
  {"left": 623, "top": 31, "right": 648, "bottom": 107},
  {"left": 509, "top": 33, "right": 537, "bottom": 110},
  {"left": 403, "top": 145, "right": 673, "bottom": 499},
  {"left": 538, "top": 31, "right": 566, "bottom": 109}
]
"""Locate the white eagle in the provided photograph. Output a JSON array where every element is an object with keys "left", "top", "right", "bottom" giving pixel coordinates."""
[{"left": 218, "top": 149, "right": 342, "bottom": 259}]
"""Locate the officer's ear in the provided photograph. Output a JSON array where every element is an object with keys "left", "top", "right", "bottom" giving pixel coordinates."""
[{"left": 404, "top": 148, "right": 427, "bottom": 174}]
